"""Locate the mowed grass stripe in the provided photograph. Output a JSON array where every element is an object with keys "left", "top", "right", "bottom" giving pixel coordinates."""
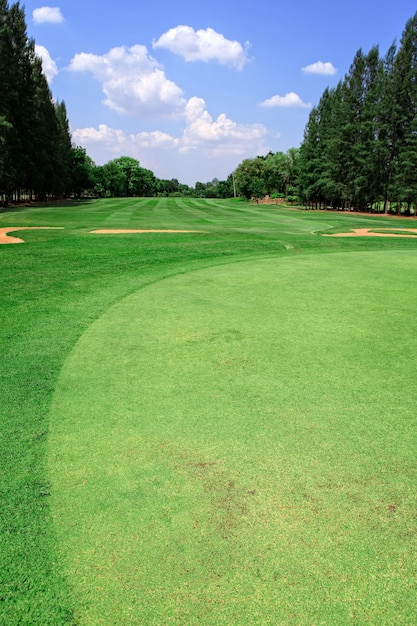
[
  {"left": 48, "top": 250, "right": 417, "bottom": 625},
  {"left": 97, "top": 197, "right": 156, "bottom": 227},
  {"left": 170, "top": 199, "right": 335, "bottom": 235},
  {"left": 169, "top": 198, "right": 222, "bottom": 227},
  {"left": 161, "top": 197, "right": 198, "bottom": 229}
]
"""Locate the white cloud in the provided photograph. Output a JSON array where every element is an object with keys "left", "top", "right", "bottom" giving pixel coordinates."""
[
  {"left": 35, "top": 45, "right": 58, "bottom": 83},
  {"left": 73, "top": 98, "right": 269, "bottom": 163},
  {"left": 135, "top": 130, "right": 180, "bottom": 149},
  {"left": 68, "top": 45, "right": 186, "bottom": 119},
  {"left": 72, "top": 96, "right": 270, "bottom": 180},
  {"left": 302, "top": 61, "right": 337, "bottom": 75},
  {"left": 180, "top": 96, "right": 269, "bottom": 156},
  {"left": 260, "top": 92, "right": 311, "bottom": 108},
  {"left": 72, "top": 124, "right": 179, "bottom": 153},
  {"left": 153, "top": 25, "right": 250, "bottom": 70},
  {"left": 33, "top": 7, "right": 64, "bottom": 24},
  {"left": 72, "top": 124, "right": 182, "bottom": 179}
]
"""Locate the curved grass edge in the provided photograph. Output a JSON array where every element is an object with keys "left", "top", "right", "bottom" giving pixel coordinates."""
[{"left": 48, "top": 250, "right": 417, "bottom": 624}]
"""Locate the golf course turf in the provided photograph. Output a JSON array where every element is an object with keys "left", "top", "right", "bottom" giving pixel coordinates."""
[{"left": 1, "top": 198, "right": 416, "bottom": 624}]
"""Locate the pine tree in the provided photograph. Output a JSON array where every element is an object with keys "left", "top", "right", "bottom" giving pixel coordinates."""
[
  {"left": 375, "top": 42, "right": 397, "bottom": 212},
  {"left": 54, "top": 101, "right": 73, "bottom": 196},
  {"left": 298, "top": 88, "right": 345, "bottom": 208},
  {"left": 26, "top": 52, "right": 57, "bottom": 198},
  {"left": 0, "top": 2, "right": 12, "bottom": 197},
  {"left": 390, "top": 13, "right": 417, "bottom": 213},
  {"left": 336, "top": 48, "right": 385, "bottom": 210},
  {"left": 0, "top": 1, "right": 32, "bottom": 196}
]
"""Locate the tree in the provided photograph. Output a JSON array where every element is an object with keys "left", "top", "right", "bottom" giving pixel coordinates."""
[
  {"left": 27, "top": 54, "right": 64, "bottom": 199},
  {"left": 0, "top": 0, "right": 34, "bottom": 196},
  {"left": 390, "top": 13, "right": 417, "bottom": 212},
  {"left": 340, "top": 46, "right": 385, "bottom": 209},
  {"left": 216, "top": 176, "right": 234, "bottom": 198},
  {"left": 54, "top": 101, "right": 73, "bottom": 196},
  {"left": 298, "top": 88, "right": 344, "bottom": 208},
  {"left": 378, "top": 42, "right": 398, "bottom": 212},
  {"left": 194, "top": 178, "right": 228, "bottom": 198},
  {"left": 263, "top": 152, "right": 286, "bottom": 195},
  {"left": 264, "top": 149, "right": 300, "bottom": 196},
  {"left": 157, "top": 178, "right": 180, "bottom": 195},
  {"left": 133, "top": 167, "right": 157, "bottom": 196},
  {"left": 109, "top": 156, "right": 142, "bottom": 196},
  {"left": 0, "top": 115, "right": 12, "bottom": 200},
  {"left": 70, "top": 146, "right": 94, "bottom": 197},
  {"left": 99, "top": 160, "right": 125, "bottom": 197},
  {"left": 234, "top": 156, "right": 267, "bottom": 199}
]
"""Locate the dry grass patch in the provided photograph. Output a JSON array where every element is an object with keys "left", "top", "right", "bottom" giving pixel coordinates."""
[
  {"left": 0, "top": 226, "right": 63, "bottom": 244},
  {"left": 324, "top": 227, "right": 417, "bottom": 238},
  {"left": 90, "top": 229, "right": 203, "bottom": 234}
]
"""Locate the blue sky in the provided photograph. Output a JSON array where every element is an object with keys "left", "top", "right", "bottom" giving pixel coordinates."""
[{"left": 25, "top": 1, "right": 417, "bottom": 186}]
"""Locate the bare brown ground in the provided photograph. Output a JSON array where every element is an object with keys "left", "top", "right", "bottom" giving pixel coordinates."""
[
  {"left": 90, "top": 229, "right": 203, "bottom": 234},
  {"left": 323, "top": 227, "right": 417, "bottom": 238},
  {"left": 0, "top": 226, "right": 63, "bottom": 244}
]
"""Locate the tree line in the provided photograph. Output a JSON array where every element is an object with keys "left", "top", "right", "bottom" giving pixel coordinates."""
[
  {"left": 0, "top": 1, "right": 233, "bottom": 203},
  {"left": 2, "top": 1, "right": 417, "bottom": 211},
  {"left": 232, "top": 12, "right": 417, "bottom": 214},
  {"left": 297, "top": 12, "right": 417, "bottom": 213},
  {"left": 72, "top": 154, "right": 236, "bottom": 199},
  {"left": 233, "top": 149, "right": 299, "bottom": 201},
  {"left": 0, "top": 0, "right": 75, "bottom": 203}
]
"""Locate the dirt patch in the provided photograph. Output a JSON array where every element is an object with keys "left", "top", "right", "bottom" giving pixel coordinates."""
[
  {"left": 0, "top": 227, "right": 63, "bottom": 244},
  {"left": 253, "top": 197, "right": 287, "bottom": 205},
  {"left": 90, "top": 229, "right": 203, "bottom": 234},
  {"left": 323, "top": 228, "right": 417, "bottom": 238}
]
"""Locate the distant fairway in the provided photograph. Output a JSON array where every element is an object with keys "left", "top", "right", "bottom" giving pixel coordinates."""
[{"left": 1, "top": 198, "right": 417, "bottom": 624}]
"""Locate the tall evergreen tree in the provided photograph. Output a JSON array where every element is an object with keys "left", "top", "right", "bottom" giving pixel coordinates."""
[
  {"left": 390, "top": 13, "right": 417, "bottom": 212},
  {"left": 375, "top": 42, "right": 397, "bottom": 212},
  {"left": 0, "top": 1, "right": 32, "bottom": 196},
  {"left": 27, "top": 54, "right": 60, "bottom": 198},
  {"left": 334, "top": 47, "right": 385, "bottom": 209},
  {"left": 54, "top": 100, "right": 73, "bottom": 196},
  {"left": 298, "top": 88, "right": 345, "bottom": 208}
]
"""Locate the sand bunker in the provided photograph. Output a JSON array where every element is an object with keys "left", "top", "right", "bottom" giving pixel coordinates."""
[
  {"left": 0, "top": 227, "right": 63, "bottom": 244},
  {"left": 90, "top": 229, "right": 203, "bottom": 234},
  {"left": 323, "top": 227, "right": 417, "bottom": 238}
]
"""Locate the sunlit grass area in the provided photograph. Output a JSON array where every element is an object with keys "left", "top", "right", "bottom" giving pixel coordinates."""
[{"left": 1, "top": 198, "right": 416, "bottom": 624}]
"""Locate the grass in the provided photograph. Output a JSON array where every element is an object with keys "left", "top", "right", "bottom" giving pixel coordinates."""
[{"left": 1, "top": 198, "right": 416, "bottom": 625}]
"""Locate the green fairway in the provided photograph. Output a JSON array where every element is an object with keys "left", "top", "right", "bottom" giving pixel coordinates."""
[{"left": 1, "top": 198, "right": 417, "bottom": 624}]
